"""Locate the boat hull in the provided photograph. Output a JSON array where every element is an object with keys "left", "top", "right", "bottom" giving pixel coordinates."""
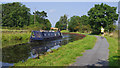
[
  {"left": 30, "top": 31, "right": 63, "bottom": 42},
  {"left": 30, "top": 36, "right": 62, "bottom": 42}
]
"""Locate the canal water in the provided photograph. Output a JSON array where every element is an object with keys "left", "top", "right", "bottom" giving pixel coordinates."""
[{"left": 1, "top": 34, "right": 85, "bottom": 66}]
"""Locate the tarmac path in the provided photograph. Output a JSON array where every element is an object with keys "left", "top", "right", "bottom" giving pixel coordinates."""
[{"left": 70, "top": 36, "right": 109, "bottom": 66}]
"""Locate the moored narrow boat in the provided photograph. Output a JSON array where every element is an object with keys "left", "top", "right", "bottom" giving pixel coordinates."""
[{"left": 30, "top": 30, "right": 63, "bottom": 42}]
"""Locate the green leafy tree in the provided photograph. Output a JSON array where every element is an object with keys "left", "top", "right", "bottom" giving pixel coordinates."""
[
  {"left": 68, "top": 15, "right": 91, "bottom": 32},
  {"left": 88, "top": 3, "right": 118, "bottom": 34},
  {"left": 80, "top": 15, "right": 89, "bottom": 25},
  {"left": 68, "top": 16, "right": 81, "bottom": 32},
  {"left": 33, "top": 10, "right": 47, "bottom": 24},
  {"left": 2, "top": 2, "right": 30, "bottom": 27},
  {"left": 43, "top": 19, "right": 51, "bottom": 30},
  {"left": 55, "top": 14, "right": 68, "bottom": 30},
  {"left": 33, "top": 10, "right": 51, "bottom": 30},
  {"left": 79, "top": 15, "right": 91, "bottom": 33},
  {"left": 55, "top": 21, "right": 61, "bottom": 29},
  {"left": 30, "top": 15, "right": 34, "bottom": 24},
  {"left": 82, "top": 24, "right": 92, "bottom": 33}
]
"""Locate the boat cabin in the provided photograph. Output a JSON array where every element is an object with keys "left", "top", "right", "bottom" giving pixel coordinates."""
[{"left": 30, "top": 30, "right": 62, "bottom": 41}]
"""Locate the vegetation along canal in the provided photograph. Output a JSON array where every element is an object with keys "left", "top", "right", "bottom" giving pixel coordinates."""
[{"left": 2, "top": 33, "right": 85, "bottom": 66}]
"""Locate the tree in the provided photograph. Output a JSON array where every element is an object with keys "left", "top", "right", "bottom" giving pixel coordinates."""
[
  {"left": 55, "top": 14, "right": 68, "bottom": 30},
  {"left": 55, "top": 21, "right": 61, "bottom": 29},
  {"left": 30, "top": 15, "right": 34, "bottom": 24},
  {"left": 80, "top": 15, "right": 89, "bottom": 25},
  {"left": 33, "top": 10, "right": 47, "bottom": 24},
  {"left": 33, "top": 10, "right": 51, "bottom": 30},
  {"left": 82, "top": 24, "right": 92, "bottom": 33},
  {"left": 79, "top": 15, "right": 91, "bottom": 33},
  {"left": 44, "top": 19, "right": 51, "bottom": 30},
  {"left": 88, "top": 3, "right": 118, "bottom": 34},
  {"left": 2, "top": 2, "right": 31, "bottom": 27},
  {"left": 68, "top": 16, "right": 81, "bottom": 32},
  {"left": 68, "top": 15, "right": 92, "bottom": 33}
]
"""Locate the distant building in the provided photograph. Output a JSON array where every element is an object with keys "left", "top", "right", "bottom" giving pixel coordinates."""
[{"left": 50, "top": 27, "right": 58, "bottom": 30}]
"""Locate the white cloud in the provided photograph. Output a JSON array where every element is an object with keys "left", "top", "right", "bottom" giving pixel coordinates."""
[{"left": 49, "top": 9, "right": 56, "bottom": 13}]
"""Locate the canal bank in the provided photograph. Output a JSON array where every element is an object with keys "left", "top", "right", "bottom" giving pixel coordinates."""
[
  {"left": 2, "top": 33, "right": 86, "bottom": 66},
  {"left": 2, "top": 31, "right": 31, "bottom": 48},
  {"left": 2, "top": 30, "right": 118, "bottom": 67},
  {"left": 13, "top": 35, "right": 96, "bottom": 66}
]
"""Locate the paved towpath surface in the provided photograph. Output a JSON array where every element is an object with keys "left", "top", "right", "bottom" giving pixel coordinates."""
[{"left": 70, "top": 36, "right": 109, "bottom": 66}]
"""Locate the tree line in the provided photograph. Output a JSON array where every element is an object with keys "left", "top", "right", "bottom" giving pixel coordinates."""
[
  {"left": 1, "top": 2, "right": 118, "bottom": 34},
  {"left": 55, "top": 3, "right": 118, "bottom": 34},
  {"left": 2, "top": 2, "right": 51, "bottom": 30}
]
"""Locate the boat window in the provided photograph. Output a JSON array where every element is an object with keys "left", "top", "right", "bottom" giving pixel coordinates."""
[
  {"left": 55, "top": 33, "right": 56, "bottom": 36},
  {"left": 51, "top": 33, "right": 53, "bottom": 35},
  {"left": 58, "top": 33, "right": 60, "bottom": 36},
  {"left": 36, "top": 32, "right": 40, "bottom": 38},
  {"left": 44, "top": 33, "right": 46, "bottom": 36},
  {"left": 48, "top": 33, "right": 50, "bottom": 36}
]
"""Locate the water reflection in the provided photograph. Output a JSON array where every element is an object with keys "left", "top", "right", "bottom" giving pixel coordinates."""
[
  {"left": 2, "top": 43, "right": 31, "bottom": 63},
  {"left": 2, "top": 34, "right": 85, "bottom": 65}
]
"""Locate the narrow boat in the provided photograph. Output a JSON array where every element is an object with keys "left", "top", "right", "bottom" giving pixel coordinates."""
[{"left": 30, "top": 30, "right": 63, "bottom": 42}]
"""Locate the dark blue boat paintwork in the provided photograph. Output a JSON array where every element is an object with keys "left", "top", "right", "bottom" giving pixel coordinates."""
[{"left": 30, "top": 31, "right": 62, "bottom": 42}]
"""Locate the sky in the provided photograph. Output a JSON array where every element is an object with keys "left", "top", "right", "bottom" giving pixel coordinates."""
[
  {"left": 0, "top": 0, "right": 119, "bottom": 2},
  {"left": 1, "top": 2, "right": 119, "bottom": 27},
  {"left": 21, "top": 2, "right": 118, "bottom": 27}
]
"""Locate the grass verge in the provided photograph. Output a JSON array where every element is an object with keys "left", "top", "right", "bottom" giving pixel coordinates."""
[
  {"left": 105, "top": 36, "right": 119, "bottom": 67},
  {"left": 14, "top": 35, "right": 96, "bottom": 66},
  {"left": 2, "top": 32, "right": 31, "bottom": 48},
  {"left": 61, "top": 30, "right": 90, "bottom": 35},
  {"left": 61, "top": 30, "right": 70, "bottom": 33}
]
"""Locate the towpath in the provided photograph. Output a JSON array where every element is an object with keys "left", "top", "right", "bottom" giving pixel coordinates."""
[{"left": 70, "top": 36, "right": 109, "bottom": 66}]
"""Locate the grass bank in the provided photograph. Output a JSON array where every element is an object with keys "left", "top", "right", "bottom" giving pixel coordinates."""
[
  {"left": 61, "top": 30, "right": 90, "bottom": 35},
  {"left": 62, "top": 30, "right": 119, "bottom": 67},
  {"left": 61, "top": 30, "right": 70, "bottom": 33},
  {"left": 14, "top": 35, "right": 96, "bottom": 66},
  {"left": 105, "top": 36, "right": 119, "bottom": 67},
  {"left": 2, "top": 31, "right": 31, "bottom": 48}
]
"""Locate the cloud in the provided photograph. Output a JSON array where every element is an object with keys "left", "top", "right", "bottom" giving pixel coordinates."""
[{"left": 49, "top": 9, "right": 56, "bottom": 13}]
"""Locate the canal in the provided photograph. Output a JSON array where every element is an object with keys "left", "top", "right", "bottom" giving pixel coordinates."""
[{"left": 1, "top": 33, "right": 85, "bottom": 66}]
